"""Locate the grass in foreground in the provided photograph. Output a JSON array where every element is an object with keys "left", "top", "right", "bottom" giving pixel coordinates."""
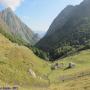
[{"left": 0, "top": 33, "right": 90, "bottom": 90}]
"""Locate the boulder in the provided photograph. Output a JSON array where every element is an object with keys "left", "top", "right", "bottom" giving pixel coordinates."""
[
  {"left": 29, "top": 69, "right": 36, "bottom": 78},
  {"left": 68, "top": 62, "right": 76, "bottom": 68},
  {"left": 51, "top": 62, "right": 63, "bottom": 70}
]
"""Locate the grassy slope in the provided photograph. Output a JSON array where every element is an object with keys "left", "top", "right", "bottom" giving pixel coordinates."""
[
  {"left": 49, "top": 75, "right": 90, "bottom": 90},
  {"left": 0, "top": 33, "right": 50, "bottom": 88},
  {"left": 19, "top": 50, "right": 90, "bottom": 90},
  {"left": 48, "top": 50, "right": 90, "bottom": 90},
  {"left": 0, "top": 33, "right": 90, "bottom": 90}
]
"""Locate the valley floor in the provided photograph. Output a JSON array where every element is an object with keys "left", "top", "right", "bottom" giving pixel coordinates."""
[{"left": 21, "top": 50, "right": 90, "bottom": 90}]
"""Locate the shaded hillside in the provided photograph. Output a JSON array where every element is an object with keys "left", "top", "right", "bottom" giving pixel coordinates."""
[
  {"left": 47, "top": 5, "right": 74, "bottom": 36},
  {"left": 36, "top": 0, "right": 90, "bottom": 60},
  {"left": 0, "top": 8, "right": 39, "bottom": 45}
]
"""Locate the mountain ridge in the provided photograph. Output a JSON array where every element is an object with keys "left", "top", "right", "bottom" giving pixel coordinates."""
[
  {"left": 36, "top": 0, "right": 90, "bottom": 60},
  {"left": 46, "top": 5, "right": 74, "bottom": 36},
  {"left": 0, "top": 7, "right": 39, "bottom": 45}
]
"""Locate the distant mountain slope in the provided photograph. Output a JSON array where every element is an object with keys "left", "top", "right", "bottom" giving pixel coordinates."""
[
  {"left": 0, "top": 32, "right": 49, "bottom": 87},
  {"left": 36, "top": 0, "right": 90, "bottom": 52},
  {"left": 0, "top": 8, "right": 39, "bottom": 45},
  {"left": 47, "top": 5, "right": 74, "bottom": 36},
  {"left": 0, "top": 17, "right": 10, "bottom": 33}
]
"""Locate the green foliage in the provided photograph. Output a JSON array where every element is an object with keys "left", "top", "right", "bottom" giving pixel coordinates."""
[
  {"left": 0, "top": 26, "right": 28, "bottom": 46},
  {"left": 48, "top": 46, "right": 76, "bottom": 61},
  {"left": 31, "top": 46, "right": 49, "bottom": 60}
]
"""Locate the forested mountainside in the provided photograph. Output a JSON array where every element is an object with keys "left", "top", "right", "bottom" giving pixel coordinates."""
[{"left": 36, "top": 0, "right": 90, "bottom": 60}]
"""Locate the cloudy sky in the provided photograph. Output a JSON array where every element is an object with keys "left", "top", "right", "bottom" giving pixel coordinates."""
[{"left": 0, "top": 0, "right": 83, "bottom": 33}]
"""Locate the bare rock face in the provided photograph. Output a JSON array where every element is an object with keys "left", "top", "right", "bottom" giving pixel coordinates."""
[
  {"left": 29, "top": 69, "right": 36, "bottom": 78},
  {"left": 0, "top": 8, "right": 39, "bottom": 45}
]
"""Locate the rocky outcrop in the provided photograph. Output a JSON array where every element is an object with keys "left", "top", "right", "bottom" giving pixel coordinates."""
[
  {"left": 29, "top": 69, "right": 36, "bottom": 78},
  {"left": 0, "top": 8, "right": 39, "bottom": 45}
]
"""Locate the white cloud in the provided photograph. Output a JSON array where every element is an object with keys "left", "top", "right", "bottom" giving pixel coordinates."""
[{"left": 0, "top": 0, "right": 24, "bottom": 11}]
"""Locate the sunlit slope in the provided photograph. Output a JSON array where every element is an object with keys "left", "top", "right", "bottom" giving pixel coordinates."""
[
  {"left": 0, "top": 33, "right": 50, "bottom": 87},
  {"left": 20, "top": 50, "right": 90, "bottom": 90},
  {"left": 47, "top": 50, "right": 90, "bottom": 90},
  {"left": 48, "top": 50, "right": 90, "bottom": 83},
  {"left": 48, "top": 75, "right": 90, "bottom": 90}
]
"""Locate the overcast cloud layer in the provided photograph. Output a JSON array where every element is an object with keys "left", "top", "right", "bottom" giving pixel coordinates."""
[{"left": 0, "top": 0, "right": 24, "bottom": 11}]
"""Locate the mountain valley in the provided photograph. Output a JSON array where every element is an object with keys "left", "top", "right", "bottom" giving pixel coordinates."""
[{"left": 0, "top": 0, "right": 90, "bottom": 90}]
